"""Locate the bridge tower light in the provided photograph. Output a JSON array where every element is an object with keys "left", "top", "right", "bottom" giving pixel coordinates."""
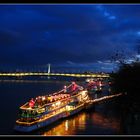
[
  {"left": 48, "top": 64, "right": 51, "bottom": 74},
  {"left": 47, "top": 64, "right": 51, "bottom": 79}
]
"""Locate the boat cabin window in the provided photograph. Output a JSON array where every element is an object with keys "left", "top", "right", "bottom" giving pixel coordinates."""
[{"left": 18, "top": 109, "right": 38, "bottom": 118}]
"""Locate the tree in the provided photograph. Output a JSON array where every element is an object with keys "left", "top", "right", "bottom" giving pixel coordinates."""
[{"left": 111, "top": 62, "right": 140, "bottom": 104}]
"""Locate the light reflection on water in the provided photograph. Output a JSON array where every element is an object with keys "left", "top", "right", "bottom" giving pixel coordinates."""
[
  {"left": 42, "top": 112, "right": 86, "bottom": 136},
  {"left": 92, "top": 112, "right": 121, "bottom": 132},
  {"left": 40, "top": 109, "right": 121, "bottom": 136}
]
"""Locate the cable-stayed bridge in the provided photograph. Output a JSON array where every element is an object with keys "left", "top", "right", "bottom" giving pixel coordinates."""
[
  {"left": 0, "top": 64, "right": 109, "bottom": 78},
  {"left": 0, "top": 72, "right": 109, "bottom": 78}
]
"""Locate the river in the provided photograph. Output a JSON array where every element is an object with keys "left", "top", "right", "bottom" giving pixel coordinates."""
[{"left": 0, "top": 78, "right": 122, "bottom": 135}]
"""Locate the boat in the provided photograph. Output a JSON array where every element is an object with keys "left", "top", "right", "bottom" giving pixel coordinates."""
[
  {"left": 85, "top": 78, "right": 103, "bottom": 92},
  {"left": 14, "top": 82, "right": 89, "bottom": 132}
]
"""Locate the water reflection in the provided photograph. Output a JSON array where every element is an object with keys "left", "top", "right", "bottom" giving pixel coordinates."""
[
  {"left": 92, "top": 112, "right": 121, "bottom": 132},
  {"left": 40, "top": 109, "right": 121, "bottom": 136},
  {"left": 42, "top": 112, "right": 86, "bottom": 136}
]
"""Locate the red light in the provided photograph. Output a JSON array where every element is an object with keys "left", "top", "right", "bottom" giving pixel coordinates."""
[{"left": 29, "top": 98, "right": 35, "bottom": 108}]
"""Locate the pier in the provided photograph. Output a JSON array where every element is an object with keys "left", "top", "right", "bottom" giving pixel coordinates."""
[{"left": 85, "top": 93, "right": 123, "bottom": 109}]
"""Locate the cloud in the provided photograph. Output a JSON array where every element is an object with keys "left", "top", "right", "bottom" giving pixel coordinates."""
[
  {"left": 0, "top": 29, "right": 21, "bottom": 47},
  {"left": 0, "top": 4, "right": 140, "bottom": 72}
]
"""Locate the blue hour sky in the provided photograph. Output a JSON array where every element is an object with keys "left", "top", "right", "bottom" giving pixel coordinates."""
[{"left": 0, "top": 4, "right": 140, "bottom": 72}]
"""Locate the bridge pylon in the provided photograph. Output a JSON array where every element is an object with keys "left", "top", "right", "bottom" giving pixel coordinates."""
[
  {"left": 48, "top": 64, "right": 51, "bottom": 74},
  {"left": 47, "top": 64, "right": 51, "bottom": 79}
]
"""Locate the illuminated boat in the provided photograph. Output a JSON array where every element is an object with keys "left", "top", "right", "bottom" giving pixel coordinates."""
[
  {"left": 14, "top": 82, "right": 89, "bottom": 132},
  {"left": 85, "top": 78, "right": 103, "bottom": 92},
  {"left": 85, "top": 78, "right": 95, "bottom": 83}
]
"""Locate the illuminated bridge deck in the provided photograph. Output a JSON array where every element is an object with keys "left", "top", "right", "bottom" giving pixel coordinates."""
[{"left": 0, "top": 72, "right": 109, "bottom": 78}]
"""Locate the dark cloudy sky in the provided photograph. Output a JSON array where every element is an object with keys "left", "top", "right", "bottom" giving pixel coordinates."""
[{"left": 0, "top": 4, "right": 140, "bottom": 72}]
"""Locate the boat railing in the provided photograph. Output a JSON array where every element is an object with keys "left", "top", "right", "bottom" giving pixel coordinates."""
[
  {"left": 40, "top": 89, "right": 86, "bottom": 109},
  {"left": 20, "top": 102, "right": 34, "bottom": 110},
  {"left": 52, "top": 84, "right": 73, "bottom": 95},
  {"left": 37, "top": 94, "right": 71, "bottom": 109},
  {"left": 19, "top": 83, "right": 84, "bottom": 110}
]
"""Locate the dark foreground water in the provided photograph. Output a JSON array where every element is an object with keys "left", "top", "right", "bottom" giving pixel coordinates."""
[{"left": 0, "top": 78, "right": 122, "bottom": 135}]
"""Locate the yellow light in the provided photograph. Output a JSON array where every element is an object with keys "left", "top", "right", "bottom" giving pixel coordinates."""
[
  {"left": 48, "top": 97, "right": 51, "bottom": 100},
  {"left": 56, "top": 101, "right": 61, "bottom": 106},
  {"left": 81, "top": 91, "right": 87, "bottom": 96},
  {"left": 66, "top": 105, "right": 71, "bottom": 111},
  {"left": 42, "top": 96, "right": 46, "bottom": 101},
  {"left": 65, "top": 120, "right": 69, "bottom": 131},
  {"left": 27, "top": 107, "right": 32, "bottom": 110}
]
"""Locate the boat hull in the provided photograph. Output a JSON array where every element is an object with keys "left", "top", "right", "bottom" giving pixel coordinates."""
[
  {"left": 14, "top": 111, "right": 67, "bottom": 132},
  {"left": 14, "top": 103, "right": 85, "bottom": 132},
  {"left": 68, "top": 103, "right": 85, "bottom": 117}
]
